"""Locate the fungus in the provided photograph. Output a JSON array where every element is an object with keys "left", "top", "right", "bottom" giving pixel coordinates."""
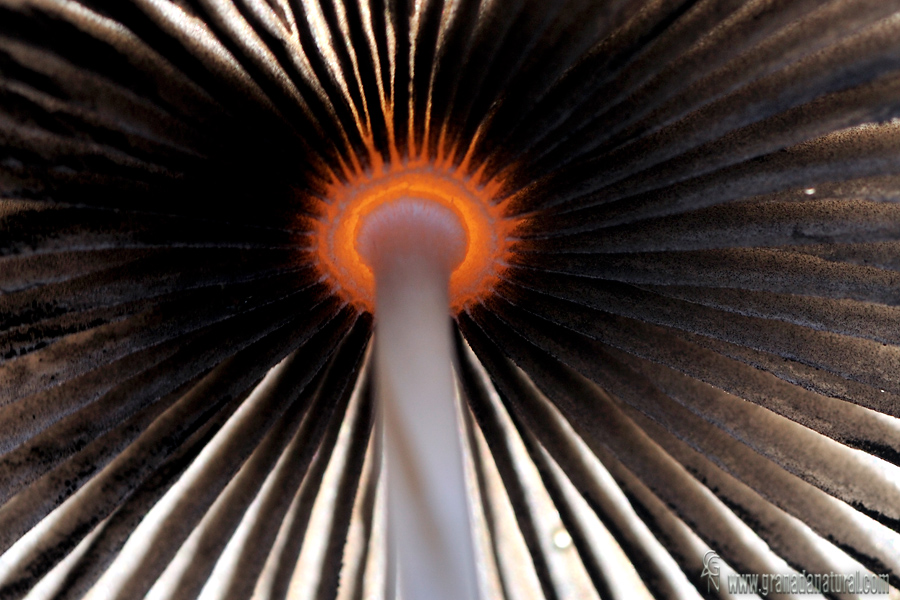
[{"left": 1, "top": 1, "right": 900, "bottom": 599}]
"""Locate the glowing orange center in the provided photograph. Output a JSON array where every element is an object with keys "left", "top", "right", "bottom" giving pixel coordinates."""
[{"left": 314, "top": 166, "right": 512, "bottom": 312}]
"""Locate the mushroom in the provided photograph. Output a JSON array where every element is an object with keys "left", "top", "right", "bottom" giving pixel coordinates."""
[{"left": 1, "top": 1, "right": 899, "bottom": 599}]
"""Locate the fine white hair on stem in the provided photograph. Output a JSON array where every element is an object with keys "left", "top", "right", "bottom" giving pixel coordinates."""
[{"left": 359, "top": 198, "right": 478, "bottom": 600}]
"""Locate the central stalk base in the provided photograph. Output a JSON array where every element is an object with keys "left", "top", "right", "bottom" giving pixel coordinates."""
[{"left": 358, "top": 199, "right": 479, "bottom": 600}]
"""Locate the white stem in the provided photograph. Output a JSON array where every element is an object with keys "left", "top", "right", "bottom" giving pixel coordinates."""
[{"left": 359, "top": 199, "right": 479, "bottom": 600}]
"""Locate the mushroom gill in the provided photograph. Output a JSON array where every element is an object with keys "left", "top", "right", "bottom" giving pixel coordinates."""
[{"left": 1, "top": 1, "right": 900, "bottom": 599}]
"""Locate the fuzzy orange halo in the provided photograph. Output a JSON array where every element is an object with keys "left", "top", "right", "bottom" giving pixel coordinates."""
[{"left": 313, "top": 164, "right": 515, "bottom": 313}]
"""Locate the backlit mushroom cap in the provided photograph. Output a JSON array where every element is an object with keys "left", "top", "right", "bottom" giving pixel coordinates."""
[{"left": 1, "top": 1, "right": 900, "bottom": 598}]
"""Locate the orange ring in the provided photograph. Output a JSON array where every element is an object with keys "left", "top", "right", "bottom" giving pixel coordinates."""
[{"left": 313, "top": 165, "right": 513, "bottom": 313}]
